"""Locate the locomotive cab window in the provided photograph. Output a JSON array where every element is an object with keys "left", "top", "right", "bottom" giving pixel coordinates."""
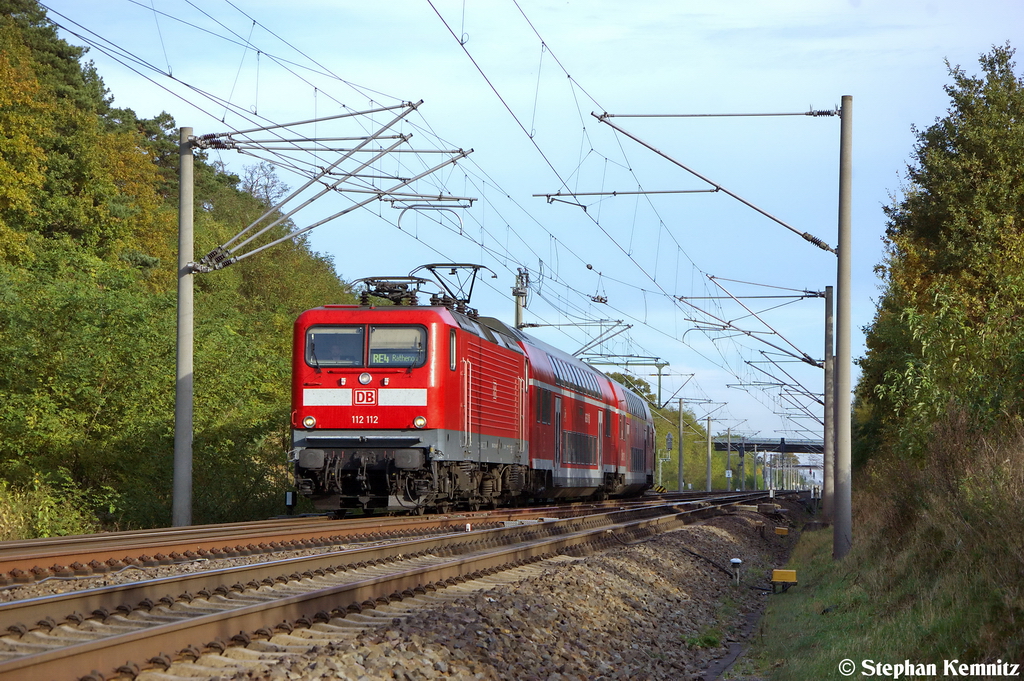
[
  {"left": 306, "top": 325, "right": 426, "bottom": 368},
  {"left": 369, "top": 326, "right": 427, "bottom": 367},
  {"left": 307, "top": 326, "right": 364, "bottom": 367}
]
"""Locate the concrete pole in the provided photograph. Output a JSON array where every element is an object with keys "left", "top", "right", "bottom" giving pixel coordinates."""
[
  {"left": 677, "top": 399, "right": 685, "bottom": 492},
  {"left": 513, "top": 268, "right": 527, "bottom": 329},
  {"left": 705, "top": 416, "right": 712, "bottom": 491},
  {"left": 726, "top": 428, "right": 732, "bottom": 491},
  {"left": 753, "top": 446, "right": 758, "bottom": 490},
  {"left": 173, "top": 127, "right": 194, "bottom": 528},
  {"left": 834, "top": 95, "right": 853, "bottom": 559},
  {"left": 823, "top": 285, "right": 835, "bottom": 521},
  {"left": 780, "top": 438, "right": 786, "bottom": 490},
  {"left": 739, "top": 439, "right": 746, "bottom": 491}
]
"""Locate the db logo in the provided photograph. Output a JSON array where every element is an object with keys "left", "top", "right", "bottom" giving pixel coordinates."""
[{"left": 354, "top": 389, "right": 377, "bottom": 405}]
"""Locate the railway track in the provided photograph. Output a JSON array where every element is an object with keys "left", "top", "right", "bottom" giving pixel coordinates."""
[
  {"left": 0, "top": 492, "right": 769, "bottom": 680},
  {"left": 0, "top": 491, "right": 751, "bottom": 587},
  {"left": 0, "top": 498, "right": 681, "bottom": 586}
]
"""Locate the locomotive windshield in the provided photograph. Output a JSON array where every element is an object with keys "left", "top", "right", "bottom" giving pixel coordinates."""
[
  {"left": 307, "top": 326, "right": 364, "bottom": 367},
  {"left": 305, "top": 325, "right": 426, "bottom": 368},
  {"left": 369, "top": 326, "right": 426, "bottom": 367}
]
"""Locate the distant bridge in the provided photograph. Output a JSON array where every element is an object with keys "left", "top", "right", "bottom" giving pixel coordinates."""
[{"left": 711, "top": 437, "right": 823, "bottom": 454}]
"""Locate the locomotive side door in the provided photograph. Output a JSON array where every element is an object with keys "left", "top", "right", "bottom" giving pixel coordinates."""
[{"left": 461, "top": 352, "right": 481, "bottom": 461}]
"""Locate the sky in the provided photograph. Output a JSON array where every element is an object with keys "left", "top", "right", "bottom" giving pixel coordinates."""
[{"left": 39, "top": 0, "right": 1024, "bottom": 442}]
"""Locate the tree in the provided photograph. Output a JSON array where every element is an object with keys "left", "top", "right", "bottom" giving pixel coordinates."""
[
  {"left": 605, "top": 371, "right": 657, "bottom": 405},
  {"left": 857, "top": 44, "right": 1024, "bottom": 462},
  {"left": 0, "top": 20, "right": 49, "bottom": 265},
  {"left": 241, "top": 161, "right": 290, "bottom": 207},
  {"left": 0, "top": 0, "right": 355, "bottom": 531}
]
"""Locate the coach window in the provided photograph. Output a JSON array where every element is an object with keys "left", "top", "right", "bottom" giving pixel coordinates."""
[
  {"left": 368, "top": 326, "right": 427, "bottom": 367},
  {"left": 307, "top": 326, "right": 364, "bottom": 367},
  {"left": 537, "top": 389, "right": 552, "bottom": 424}
]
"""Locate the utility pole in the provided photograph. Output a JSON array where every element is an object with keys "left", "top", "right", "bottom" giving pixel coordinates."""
[
  {"left": 513, "top": 268, "right": 529, "bottom": 329},
  {"left": 823, "top": 285, "right": 835, "bottom": 521},
  {"left": 726, "top": 427, "right": 732, "bottom": 491},
  {"left": 834, "top": 95, "right": 853, "bottom": 559},
  {"left": 739, "top": 438, "right": 746, "bottom": 491},
  {"left": 173, "top": 128, "right": 194, "bottom": 528},
  {"left": 677, "top": 398, "right": 685, "bottom": 492},
  {"left": 752, "top": 446, "right": 758, "bottom": 490},
  {"left": 706, "top": 416, "right": 712, "bottom": 491},
  {"left": 781, "top": 438, "right": 788, "bottom": 490}
]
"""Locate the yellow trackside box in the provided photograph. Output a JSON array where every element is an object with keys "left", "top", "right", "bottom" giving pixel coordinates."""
[
  {"left": 772, "top": 569, "right": 797, "bottom": 583},
  {"left": 775, "top": 527, "right": 790, "bottom": 536}
]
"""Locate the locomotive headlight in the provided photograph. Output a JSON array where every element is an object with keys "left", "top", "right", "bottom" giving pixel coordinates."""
[
  {"left": 413, "top": 416, "right": 427, "bottom": 429},
  {"left": 302, "top": 415, "right": 317, "bottom": 429},
  {"left": 358, "top": 372, "right": 372, "bottom": 385}
]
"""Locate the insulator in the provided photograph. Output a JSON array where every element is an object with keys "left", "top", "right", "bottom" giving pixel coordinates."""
[{"left": 802, "top": 232, "right": 835, "bottom": 253}]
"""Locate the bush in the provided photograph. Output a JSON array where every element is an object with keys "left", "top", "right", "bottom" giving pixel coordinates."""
[
  {"left": 858, "top": 407, "right": 1024, "bottom": 659},
  {"left": 0, "top": 468, "right": 118, "bottom": 539}
]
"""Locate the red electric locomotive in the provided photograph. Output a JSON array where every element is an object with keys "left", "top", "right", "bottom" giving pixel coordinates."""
[{"left": 290, "top": 267, "right": 654, "bottom": 514}]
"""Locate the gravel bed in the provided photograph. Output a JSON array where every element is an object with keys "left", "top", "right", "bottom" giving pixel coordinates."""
[
  {"left": 232, "top": 508, "right": 796, "bottom": 681},
  {"left": 0, "top": 503, "right": 801, "bottom": 679}
]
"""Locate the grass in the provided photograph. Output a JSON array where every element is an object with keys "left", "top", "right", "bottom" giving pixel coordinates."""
[
  {"left": 721, "top": 412, "right": 1024, "bottom": 679},
  {"left": 735, "top": 528, "right": 883, "bottom": 679},
  {"left": 732, "top": 503, "right": 1022, "bottom": 677},
  {"left": 685, "top": 628, "right": 723, "bottom": 649}
]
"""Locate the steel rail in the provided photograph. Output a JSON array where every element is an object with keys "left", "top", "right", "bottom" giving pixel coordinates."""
[
  {"left": 0, "top": 496, "right": 767, "bottom": 680},
  {"left": 0, "top": 496, "right": 732, "bottom": 581},
  {"left": 0, "top": 501, "right": 722, "bottom": 634}
]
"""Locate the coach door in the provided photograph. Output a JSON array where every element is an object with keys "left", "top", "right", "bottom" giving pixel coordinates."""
[
  {"left": 553, "top": 396, "right": 563, "bottom": 472},
  {"left": 596, "top": 409, "right": 604, "bottom": 475}
]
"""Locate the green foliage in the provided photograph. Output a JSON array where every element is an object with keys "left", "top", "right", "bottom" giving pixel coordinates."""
[
  {"left": 841, "top": 44, "right": 1024, "bottom": 666},
  {"left": 683, "top": 628, "right": 721, "bottom": 649},
  {"left": 0, "top": 0, "right": 108, "bottom": 113},
  {"left": 605, "top": 371, "right": 657, "bottom": 405},
  {"left": 751, "top": 416, "right": 1024, "bottom": 675},
  {"left": 857, "top": 44, "right": 1024, "bottom": 463},
  {"left": 0, "top": 1, "right": 355, "bottom": 532},
  {"left": 0, "top": 468, "right": 119, "bottom": 539}
]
